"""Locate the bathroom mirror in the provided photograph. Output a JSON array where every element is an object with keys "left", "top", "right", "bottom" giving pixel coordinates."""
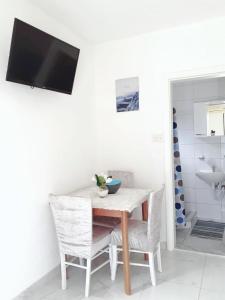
[{"left": 194, "top": 100, "right": 225, "bottom": 136}]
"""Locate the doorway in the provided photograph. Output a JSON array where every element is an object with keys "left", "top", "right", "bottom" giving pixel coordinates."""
[{"left": 168, "top": 72, "right": 225, "bottom": 256}]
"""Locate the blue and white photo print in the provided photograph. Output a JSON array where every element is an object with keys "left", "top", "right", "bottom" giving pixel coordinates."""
[{"left": 116, "top": 77, "right": 139, "bottom": 112}]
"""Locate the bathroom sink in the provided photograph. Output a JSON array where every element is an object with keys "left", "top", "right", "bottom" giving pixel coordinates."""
[{"left": 196, "top": 171, "right": 225, "bottom": 185}]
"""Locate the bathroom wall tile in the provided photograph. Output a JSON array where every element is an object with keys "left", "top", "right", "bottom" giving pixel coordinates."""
[
  {"left": 195, "top": 158, "right": 213, "bottom": 172},
  {"left": 178, "top": 130, "right": 195, "bottom": 145},
  {"left": 194, "top": 144, "right": 205, "bottom": 159},
  {"left": 220, "top": 144, "right": 225, "bottom": 158},
  {"left": 194, "top": 136, "right": 221, "bottom": 144},
  {"left": 221, "top": 159, "right": 225, "bottom": 171},
  {"left": 195, "top": 158, "right": 222, "bottom": 172},
  {"left": 204, "top": 144, "right": 221, "bottom": 159},
  {"left": 185, "top": 202, "right": 197, "bottom": 214},
  {"left": 183, "top": 187, "right": 196, "bottom": 203},
  {"left": 221, "top": 211, "right": 225, "bottom": 222},
  {"left": 194, "top": 79, "right": 219, "bottom": 101},
  {"left": 195, "top": 175, "right": 211, "bottom": 190},
  {"left": 218, "top": 77, "right": 225, "bottom": 98},
  {"left": 196, "top": 189, "right": 219, "bottom": 205},
  {"left": 194, "top": 144, "right": 221, "bottom": 159},
  {"left": 181, "top": 158, "right": 195, "bottom": 173},
  {"left": 179, "top": 144, "right": 195, "bottom": 159},
  {"left": 175, "top": 100, "right": 193, "bottom": 114},
  {"left": 173, "top": 83, "right": 194, "bottom": 102},
  {"left": 182, "top": 173, "right": 196, "bottom": 188},
  {"left": 221, "top": 136, "right": 225, "bottom": 144},
  {"left": 177, "top": 114, "right": 194, "bottom": 131},
  {"left": 196, "top": 203, "right": 221, "bottom": 221}
]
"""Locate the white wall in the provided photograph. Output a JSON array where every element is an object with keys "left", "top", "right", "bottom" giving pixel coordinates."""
[
  {"left": 173, "top": 78, "right": 225, "bottom": 222},
  {"left": 94, "top": 17, "right": 225, "bottom": 242},
  {"left": 0, "top": 1, "right": 95, "bottom": 299}
]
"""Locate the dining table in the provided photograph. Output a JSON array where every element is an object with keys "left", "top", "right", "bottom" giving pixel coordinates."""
[{"left": 69, "top": 186, "right": 151, "bottom": 295}]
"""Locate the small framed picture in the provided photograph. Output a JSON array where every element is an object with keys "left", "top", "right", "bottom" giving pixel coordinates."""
[{"left": 115, "top": 77, "right": 139, "bottom": 112}]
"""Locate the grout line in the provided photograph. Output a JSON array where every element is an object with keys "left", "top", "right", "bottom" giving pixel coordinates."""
[
  {"left": 197, "top": 254, "right": 207, "bottom": 300},
  {"left": 175, "top": 246, "right": 225, "bottom": 259}
]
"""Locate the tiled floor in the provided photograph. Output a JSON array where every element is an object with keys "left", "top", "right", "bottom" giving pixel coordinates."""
[
  {"left": 16, "top": 249, "right": 225, "bottom": 300},
  {"left": 176, "top": 228, "right": 225, "bottom": 256}
]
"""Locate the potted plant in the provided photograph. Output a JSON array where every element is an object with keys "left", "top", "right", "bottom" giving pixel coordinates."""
[{"left": 93, "top": 174, "right": 112, "bottom": 197}]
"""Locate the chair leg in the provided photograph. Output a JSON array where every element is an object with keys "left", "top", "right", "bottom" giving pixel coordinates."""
[
  {"left": 156, "top": 244, "right": 162, "bottom": 272},
  {"left": 60, "top": 253, "right": 67, "bottom": 290},
  {"left": 111, "top": 245, "right": 118, "bottom": 281},
  {"left": 109, "top": 245, "right": 113, "bottom": 279},
  {"left": 148, "top": 252, "right": 156, "bottom": 286},
  {"left": 85, "top": 259, "right": 91, "bottom": 297}
]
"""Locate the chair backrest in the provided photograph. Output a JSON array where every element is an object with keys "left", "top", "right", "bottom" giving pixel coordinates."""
[
  {"left": 147, "top": 186, "right": 165, "bottom": 249},
  {"left": 49, "top": 195, "right": 92, "bottom": 258},
  {"left": 107, "top": 170, "right": 134, "bottom": 188}
]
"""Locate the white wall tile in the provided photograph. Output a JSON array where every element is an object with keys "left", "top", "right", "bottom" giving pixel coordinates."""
[
  {"left": 194, "top": 79, "right": 219, "bottom": 101},
  {"left": 178, "top": 130, "right": 194, "bottom": 145},
  {"left": 194, "top": 144, "right": 204, "bottom": 159},
  {"left": 221, "top": 136, "right": 225, "bottom": 144},
  {"left": 194, "top": 136, "right": 221, "bottom": 144},
  {"left": 196, "top": 189, "right": 219, "bottom": 205},
  {"left": 195, "top": 175, "right": 211, "bottom": 189},
  {"left": 177, "top": 114, "right": 194, "bottom": 131},
  {"left": 194, "top": 144, "right": 221, "bottom": 159},
  {"left": 195, "top": 158, "right": 222, "bottom": 172},
  {"left": 181, "top": 158, "right": 195, "bottom": 173},
  {"left": 173, "top": 83, "right": 194, "bottom": 102},
  {"left": 196, "top": 203, "right": 221, "bottom": 221},
  {"left": 204, "top": 144, "right": 221, "bottom": 159},
  {"left": 182, "top": 173, "right": 196, "bottom": 188},
  {"left": 218, "top": 77, "right": 225, "bottom": 99},
  {"left": 179, "top": 144, "right": 195, "bottom": 159},
  {"left": 183, "top": 187, "right": 196, "bottom": 203},
  {"left": 175, "top": 100, "right": 193, "bottom": 114},
  {"left": 221, "top": 210, "right": 225, "bottom": 222},
  {"left": 185, "top": 202, "right": 197, "bottom": 214},
  {"left": 220, "top": 144, "right": 225, "bottom": 157}
]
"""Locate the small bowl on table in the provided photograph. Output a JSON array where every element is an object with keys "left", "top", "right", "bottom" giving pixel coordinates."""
[{"left": 106, "top": 179, "right": 121, "bottom": 194}]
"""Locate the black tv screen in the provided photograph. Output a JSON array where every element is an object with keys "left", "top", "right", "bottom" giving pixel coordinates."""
[{"left": 6, "top": 18, "right": 80, "bottom": 95}]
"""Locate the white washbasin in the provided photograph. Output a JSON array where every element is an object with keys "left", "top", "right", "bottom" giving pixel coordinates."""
[{"left": 196, "top": 171, "right": 225, "bottom": 185}]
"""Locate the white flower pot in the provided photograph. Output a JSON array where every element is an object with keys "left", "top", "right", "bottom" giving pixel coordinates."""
[{"left": 97, "top": 188, "right": 108, "bottom": 198}]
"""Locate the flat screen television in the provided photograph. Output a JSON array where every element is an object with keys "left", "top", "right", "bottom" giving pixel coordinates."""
[{"left": 6, "top": 18, "right": 80, "bottom": 95}]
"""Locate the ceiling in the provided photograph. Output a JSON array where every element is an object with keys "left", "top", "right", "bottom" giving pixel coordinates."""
[{"left": 30, "top": 0, "right": 225, "bottom": 43}]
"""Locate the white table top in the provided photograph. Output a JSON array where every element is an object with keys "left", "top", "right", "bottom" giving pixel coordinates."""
[{"left": 68, "top": 186, "right": 151, "bottom": 213}]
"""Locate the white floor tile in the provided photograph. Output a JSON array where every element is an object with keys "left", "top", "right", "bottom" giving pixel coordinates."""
[
  {"left": 199, "top": 289, "right": 225, "bottom": 300},
  {"left": 17, "top": 249, "right": 225, "bottom": 300},
  {"left": 201, "top": 255, "right": 225, "bottom": 293},
  {"left": 140, "top": 282, "right": 199, "bottom": 300},
  {"left": 158, "top": 250, "right": 206, "bottom": 288}
]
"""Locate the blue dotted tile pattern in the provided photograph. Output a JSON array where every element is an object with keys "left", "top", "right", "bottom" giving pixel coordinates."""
[{"left": 173, "top": 108, "right": 186, "bottom": 226}]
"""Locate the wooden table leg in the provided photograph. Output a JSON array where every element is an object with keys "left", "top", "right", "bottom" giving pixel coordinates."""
[
  {"left": 142, "top": 200, "right": 148, "bottom": 261},
  {"left": 142, "top": 200, "right": 148, "bottom": 221},
  {"left": 121, "top": 211, "right": 131, "bottom": 295}
]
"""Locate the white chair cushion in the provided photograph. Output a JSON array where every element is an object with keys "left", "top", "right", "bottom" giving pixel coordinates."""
[
  {"left": 91, "top": 225, "right": 112, "bottom": 257},
  {"left": 111, "top": 219, "right": 155, "bottom": 252}
]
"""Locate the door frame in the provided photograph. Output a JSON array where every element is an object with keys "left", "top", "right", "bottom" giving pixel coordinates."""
[{"left": 164, "top": 65, "right": 225, "bottom": 251}]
